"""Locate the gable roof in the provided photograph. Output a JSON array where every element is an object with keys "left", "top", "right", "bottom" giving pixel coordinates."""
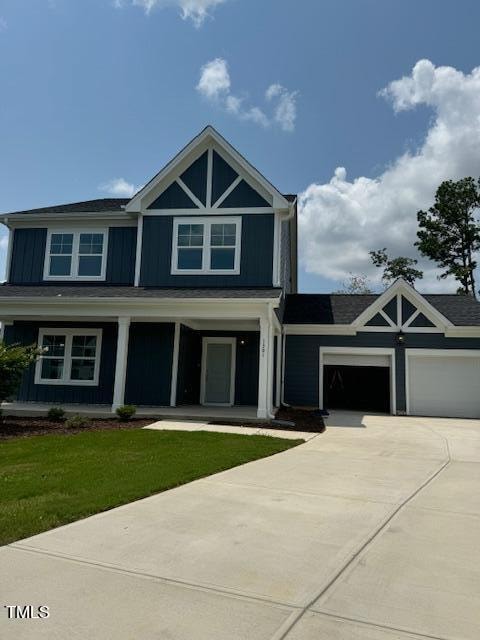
[
  {"left": 126, "top": 125, "right": 291, "bottom": 213},
  {"left": 284, "top": 292, "right": 480, "bottom": 327}
]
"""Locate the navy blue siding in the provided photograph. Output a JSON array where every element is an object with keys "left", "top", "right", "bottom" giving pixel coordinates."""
[
  {"left": 284, "top": 333, "right": 480, "bottom": 412},
  {"left": 180, "top": 151, "right": 208, "bottom": 205},
  {"left": 140, "top": 214, "right": 274, "bottom": 287},
  {"left": 106, "top": 227, "right": 137, "bottom": 285},
  {"left": 176, "top": 325, "right": 202, "bottom": 405},
  {"left": 148, "top": 182, "right": 198, "bottom": 209},
  {"left": 125, "top": 323, "right": 174, "bottom": 406},
  {"left": 4, "top": 321, "right": 116, "bottom": 404},
  {"left": 9, "top": 226, "right": 136, "bottom": 285},
  {"left": 212, "top": 150, "right": 238, "bottom": 204},
  {"left": 9, "top": 228, "right": 47, "bottom": 284},
  {"left": 383, "top": 298, "right": 397, "bottom": 324},
  {"left": 219, "top": 180, "right": 270, "bottom": 208},
  {"left": 176, "top": 328, "right": 259, "bottom": 406}
]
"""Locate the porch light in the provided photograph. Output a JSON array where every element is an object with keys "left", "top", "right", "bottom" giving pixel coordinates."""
[
  {"left": 396, "top": 331, "right": 405, "bottom": 346},
  {"left": 240, "top": 339, "right": 246, "bottom": 346}
]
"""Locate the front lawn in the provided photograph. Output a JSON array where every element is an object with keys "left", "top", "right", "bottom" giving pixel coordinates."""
[{"left": 0, "top": 429, "right": 302, "bottom": 545}]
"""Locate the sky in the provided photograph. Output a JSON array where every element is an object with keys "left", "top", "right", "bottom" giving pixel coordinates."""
[{"left": 1, "top": 0, "right": 480, "bottom": 292}]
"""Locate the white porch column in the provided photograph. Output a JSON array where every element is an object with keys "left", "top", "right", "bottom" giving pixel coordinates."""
[
  {"left": 275, "top": 332, "right": 282, "bottom": 408},
  {"left": 257, "top": 316, "right": 272, "bottom": 419},
  {"left": 170, "top": 321, "right": 181, "bottom": 407},
  {"left": 112, "top": 316, "right": 131, "bottom": 411}
]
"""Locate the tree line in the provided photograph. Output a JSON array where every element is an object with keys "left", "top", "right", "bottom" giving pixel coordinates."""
[{"left": 337, "top": 177, "right": 480, "bottom": 299}]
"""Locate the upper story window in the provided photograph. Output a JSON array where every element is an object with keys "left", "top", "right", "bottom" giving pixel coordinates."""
[
  {"left": 34, "top": 328, "right": 102, "bottom": 386},
  {"left": 44, "top": 229, "right": 107, "bottom": 280},
  {"left": 171, "top": 217, "right": 241, "bottom": 275}
]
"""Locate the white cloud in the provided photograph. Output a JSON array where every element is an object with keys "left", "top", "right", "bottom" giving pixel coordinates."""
[
  {"left": 115, "top": 0, "right": 227, "bottom": 27},
  {"left": 197, "top": 59, "right": 297, "bottom": 132},
  {"left": 99, "top": 178, "right": 137, "bottom": 198},
  {"left": 299, "top": 59, "right": 480, "bottom": 292},
  {"left": 266, "top": 83, "right": 297, "bottom": 132},
  {"left": 197, "top": 58, "right": 230, "bottom": 99},
  {"left": 0, "top": 17, "right": 7, "bottom": 32}
]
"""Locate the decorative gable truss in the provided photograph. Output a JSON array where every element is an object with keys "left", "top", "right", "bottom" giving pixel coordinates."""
[
  {"left": 354, "top": 279, "right": 452, "bottom": 333},
  {"left": 126, "top": 126, "right": 291, "bottom": 215}
]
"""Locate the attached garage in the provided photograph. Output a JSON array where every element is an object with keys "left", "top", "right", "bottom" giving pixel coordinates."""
[
  {"left": 320, "top": 349, "right": 395, "bottom": 415},
  {"left": 406, "top": 350, "right": 480, "bottom": 419}
]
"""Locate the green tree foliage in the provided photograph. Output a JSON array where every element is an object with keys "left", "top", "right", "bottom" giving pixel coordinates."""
[
  {"left": 416, "top": 178, "right": 480, "bottom": 299},
  {"left": 0, "top": 341, "right": 40, "bottom": 407},
  {"left": 369, "top": 248, "right": 423, "bottom": 287}
]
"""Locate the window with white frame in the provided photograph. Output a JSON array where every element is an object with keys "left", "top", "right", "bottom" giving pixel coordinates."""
[
  {"left": 171, "top": 217, "right": 241, "bottom": 274},
  {"left": 44, "top": 230, "right": 107, "bottom": 279},
  {"left": 35, "top": 329, "right": 102, "bottom": 386}
]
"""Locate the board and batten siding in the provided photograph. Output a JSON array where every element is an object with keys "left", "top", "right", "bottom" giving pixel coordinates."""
[
  {"left": 125, "top": 323, "right": 175, "bottom": 406},
  {"left": 284, "top": 333, "right": 480, "bottom": 413},
  {"left": 9, "top": 228, "right": 47, "bottom": 284},
  {"left": 3, "top": 321, "right": 117, "bottom": 404},
  {"left": 105, "top": 227, "right": 137, "bottom": 285},
  {"left": 140, "top": 214, "right": 274, "bottom": 287},
  {"left": 176, "top": 327, "right": 259, "bottom": 406},
  {"left": 8, "top": 226, "right": 137, "bottom": 285}
]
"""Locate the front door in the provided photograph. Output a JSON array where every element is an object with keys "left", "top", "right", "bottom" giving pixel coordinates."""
[{"left": 201, "top": 338, "right": 236, "bottom": 405}]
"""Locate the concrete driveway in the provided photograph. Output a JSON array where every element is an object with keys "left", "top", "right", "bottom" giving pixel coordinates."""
[{"left": 2, "top": 412, "right": 480, "bottom": 640}]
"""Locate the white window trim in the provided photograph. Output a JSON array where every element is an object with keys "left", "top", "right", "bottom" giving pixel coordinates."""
[
  {"left": 171, "top": 216, "right": 241, "bottom": 275},
  {"left": 35, "top": 328, "right": 103, "bottom": 386},
  {"left": 43, "top": 228, "right": 108, "bottom": 281},
  {"left": 200, "top": 337, "right": 236, "bottom": 406}
]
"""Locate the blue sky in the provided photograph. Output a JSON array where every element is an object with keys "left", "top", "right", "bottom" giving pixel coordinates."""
[{"left": 1, "top": 0, "right": 480, "bottom": 291}]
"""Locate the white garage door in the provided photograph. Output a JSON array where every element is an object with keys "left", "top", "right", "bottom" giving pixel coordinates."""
[{"left": 407, "top": 351, "right": 480, "bottom": 419}]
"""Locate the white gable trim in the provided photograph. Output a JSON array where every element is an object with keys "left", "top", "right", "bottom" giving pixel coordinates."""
[
  {"left": 354, "top": 279, "right": 452, "bottom": 332},
  {"left": 125, "top": 126, "right": 290, "bottom": 214}
]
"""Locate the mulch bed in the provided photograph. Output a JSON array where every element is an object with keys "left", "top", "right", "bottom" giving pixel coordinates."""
[
  {"left": 210, "top": 407, "right": 326, "bottom": 434},
  {"left": 0, "top": 417, "right": 154, "bottom": 440}
]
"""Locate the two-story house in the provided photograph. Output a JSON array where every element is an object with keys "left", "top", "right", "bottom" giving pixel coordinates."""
[
  {"left": 2, "top": 125, "right": 480, "bottom": 420},
  {"left": 0, "top": 126, "right": 296, "bottom": 419}
]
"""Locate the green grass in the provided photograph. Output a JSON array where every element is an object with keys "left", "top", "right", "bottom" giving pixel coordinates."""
[{"left": 0, "top": 429, "right": 301, "bottom": 545}]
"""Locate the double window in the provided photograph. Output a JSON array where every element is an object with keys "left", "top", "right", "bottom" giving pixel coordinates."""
[
  {"left": 171, "top": 217, "right": 241, "bottom": 274},
  {"left": 44, "top": 230, "right": 107, "bottom": 280},
  {"left": 35, "top": 329, "right": 102, "bottom": 386}
]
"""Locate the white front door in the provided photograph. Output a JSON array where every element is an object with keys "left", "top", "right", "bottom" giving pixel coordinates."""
[{"left": 201, "top": 338, "right": 236, "bottom": 406}]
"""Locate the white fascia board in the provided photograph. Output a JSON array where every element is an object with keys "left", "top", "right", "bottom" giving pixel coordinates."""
[
  {"left": 126, "top": 126, "right": 290, "bottom": 214},
  {"left": 1, "top": 212, "right": 138, "bottom": 227},
  {"left": 283, "top": 324, "right": 357, "bottom": 335},
  {"left": 0, "top": 298, "right": 280, "bottom": 320},
  {"left": 445, "top": 327, "right": 480, "bottom": 338}
]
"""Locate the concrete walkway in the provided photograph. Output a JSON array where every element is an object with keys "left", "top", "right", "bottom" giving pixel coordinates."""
[{"left": 2, "top": 412, "right": 480, "bottom": 639}]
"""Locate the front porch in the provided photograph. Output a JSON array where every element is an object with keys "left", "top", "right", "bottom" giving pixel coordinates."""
[
  {"left": 1, "top": 402, "right": 262, "bottom": 422},
  {"left": 1, "top": 294, "right": 282, "bottom": 420}
]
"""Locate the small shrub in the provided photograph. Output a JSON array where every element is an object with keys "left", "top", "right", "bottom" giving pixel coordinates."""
[
  {"left": 115, "top": 404, "right": 137, "bottom": 421},
  {"left": 64, "top": 414, "right": 90, "bottom": 429},
  {"left": 47, "top": 407, "right": 66, "bottom": 422}
]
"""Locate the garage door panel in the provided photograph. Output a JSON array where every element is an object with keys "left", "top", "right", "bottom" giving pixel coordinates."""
[{"left": 408, "top": 354, "right": 480, "bottom": 419}]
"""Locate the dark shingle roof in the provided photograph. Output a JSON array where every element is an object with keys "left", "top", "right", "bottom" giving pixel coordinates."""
[
  {"left": 3, "top": 199, "right": 130, "bottom": 215},
  {"left": 423, "top": 295, "right": 480, "bottom": 326},
  {"left": 284, "top": 294, "right": 378, "bottom": 324},
  {"left": 0, "top": 285, "right": 281, "bottom": 300},
  {"left": 284, "top": 293, "right": 480, "bottom": 326}
]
